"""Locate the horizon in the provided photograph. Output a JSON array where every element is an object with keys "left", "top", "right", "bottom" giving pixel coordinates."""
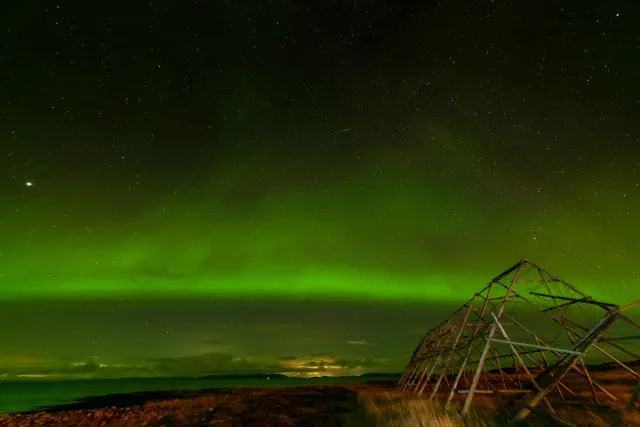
[{"left": 0, "top": 371, "right": 402, "bottom": 383}]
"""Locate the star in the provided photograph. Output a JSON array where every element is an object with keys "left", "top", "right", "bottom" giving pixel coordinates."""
[{"left": 25, "top": 181, "right": 33, "bottom": 187}]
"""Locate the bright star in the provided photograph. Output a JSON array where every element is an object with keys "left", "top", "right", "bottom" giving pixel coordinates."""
[{"left": 25, "top": 181, "right": 33, "bottom": 187}]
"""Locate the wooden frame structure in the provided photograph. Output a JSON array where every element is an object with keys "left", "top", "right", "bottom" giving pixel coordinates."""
[{"left": 398, "top": 259, "right": 640, "bottom": 424}]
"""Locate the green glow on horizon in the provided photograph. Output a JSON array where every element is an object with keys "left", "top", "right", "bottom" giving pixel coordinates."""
[
  {"left": 0, "top": 267, "right": 634, "bottom": 305},
  {"left": 0, "top": 269, "right": 473, "bottom": 301}
]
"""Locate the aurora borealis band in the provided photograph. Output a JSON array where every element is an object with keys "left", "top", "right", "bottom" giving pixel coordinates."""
[{"left": 1, "top": 0, "right": 639, "bottom": 380}]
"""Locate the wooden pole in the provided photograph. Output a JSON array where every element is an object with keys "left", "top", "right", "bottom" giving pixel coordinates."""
[
  {"left": 491, "top": 313, "right": 555, "bottom": 413},
  {"left": 403, "top": 361, "right": 424, "bottom": 390},
  {"left": 559, "top": 319, "right": 640, "bottom": 379},
  {"left": 412, "top": 357, "right": 435, "bottom": 393},
  {"left": 401, "top": 361, "right": 423, "bottom": 389},
  {"left": 512, "top": 308, "right": 620, "bottom": 422},
  {"left": 403, "top": 359, "right": 424, "bottom": 390},
  {"left": 399, "top": 331, "right": 431, "bottom": 387},
  {"left": 414, "top": 322, "right": 453, "bottom": 393},
  {"left": 628, "top": 379, "right": 640, "bottom": 411},
  {"left": 429, "top": 299, "right": 476, "bottom": 399},
  {"left": 461, "top": 315, "right": 498, "bottom": 414},
  {"left": 399, "top": 293, "right": 480, "bottom": 389},
  {"left": 494, "top": 296, "right": 628, "bottom": 401},
  {"left": 486, "top": 338, "right": 582, "bottom": 355},
  {"left": 564, "top": 330, "right": 599, "bottom": 404},
  {"left": 620, "top": 299, "right": 640, "bottom": 313},
  {"left": 399, "top": 363, "right": 416, "bottom": 389},
  {"left": 445, "top": 284, "right": 494, "bottom": 406},
  {"left": 418, "top": 336, "right": 451, "bottom": 396},
  {"left": 461, "top": 260, "right": 524, "bottom": 415},
  {"left": 402, "top": 334, "right": 437, "bottom": 389}
]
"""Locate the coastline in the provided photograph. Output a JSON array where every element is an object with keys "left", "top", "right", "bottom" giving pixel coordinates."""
[
  {"left": 0, "top": 374, "right": 401, "bottom": 415},
  {"left": 0, "top": 381, "right": 394, "bottom": 426}
]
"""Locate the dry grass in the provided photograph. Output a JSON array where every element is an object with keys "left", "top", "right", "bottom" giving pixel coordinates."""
[
  {"left": 356, "top": 389, "right": 493, "bottom": 427},
  {"left": 350, "top": 363, "right": 640, "bottom": 427},
  {"left": 353, "top": 384, "right": 640, "bottom": 427}
]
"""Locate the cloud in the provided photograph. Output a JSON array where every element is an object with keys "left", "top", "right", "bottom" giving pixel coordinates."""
[
  {"left": 276, "top": 355, "right": 299, "bottom": 361},
  {"left": 301, "top": 360, "right": 328, "bottom": 369},
  {"left": 145, "top": 352, "right": 401, "bottom": 378},
  {"left": 0, "top": 355, "right": 53, "bottom": 368},
  {"left": 0, "top": 357, "right": 156, "bottom": 379},
  {"left": 333, "top": 357, "right": 392, "bottom": 370},
  {"left": 344, "top": 340, "right": 374, "bottom": 346},
  {"left": 145, "top": 353, "right": 373, "bottom": 377},
  {"left": 60, "top": 359, "right": 101, "bottom": 374}
]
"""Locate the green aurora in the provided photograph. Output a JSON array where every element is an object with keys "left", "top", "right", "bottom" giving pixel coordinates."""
[{"left": 2, "top": 123, "right": 638, "bottom": 304}]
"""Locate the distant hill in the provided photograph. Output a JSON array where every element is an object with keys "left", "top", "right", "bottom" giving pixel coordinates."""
[
  {"left": 358, "top": 373, "right": 401, "bottom": 378},
  {"left": 584, "top": 359, "right": 640, "bottom": 372},
  {"left": 196, "top": 372, "right": 401, "bottom": 380},
  {"left": 197, "top": 373, "right": 290, "bottom": 380}
]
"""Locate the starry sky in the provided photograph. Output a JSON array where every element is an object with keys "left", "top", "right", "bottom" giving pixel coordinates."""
[{"left": 1, "top": 0, "right": 639, "bottom": 380}]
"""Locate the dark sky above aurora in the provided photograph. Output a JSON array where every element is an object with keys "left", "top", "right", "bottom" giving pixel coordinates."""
[{"left": 0, "top": 0, "right": 639, "bottom": 380}]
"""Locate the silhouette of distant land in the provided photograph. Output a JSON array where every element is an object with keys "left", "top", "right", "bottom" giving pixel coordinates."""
[{"left": 197, "top": 373, "right": 290, "bottom": 380}]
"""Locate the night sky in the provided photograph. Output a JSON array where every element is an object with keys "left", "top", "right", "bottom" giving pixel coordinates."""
[{"left": 1, "top": 0, "right": 639, "bottom": 380}]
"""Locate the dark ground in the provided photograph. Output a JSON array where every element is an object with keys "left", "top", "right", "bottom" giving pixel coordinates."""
[{"left": 0, "top": 383, "right": 388, "bottom": 427}]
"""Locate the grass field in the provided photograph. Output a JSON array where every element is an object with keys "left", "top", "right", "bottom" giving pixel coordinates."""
[{"left": 362, "top": 363, "right": 640, "bottom": 426}]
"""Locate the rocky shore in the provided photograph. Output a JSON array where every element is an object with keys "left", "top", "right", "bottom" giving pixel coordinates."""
[{"left": 0, "top": 385, "right": 375, "bottom": 427}]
